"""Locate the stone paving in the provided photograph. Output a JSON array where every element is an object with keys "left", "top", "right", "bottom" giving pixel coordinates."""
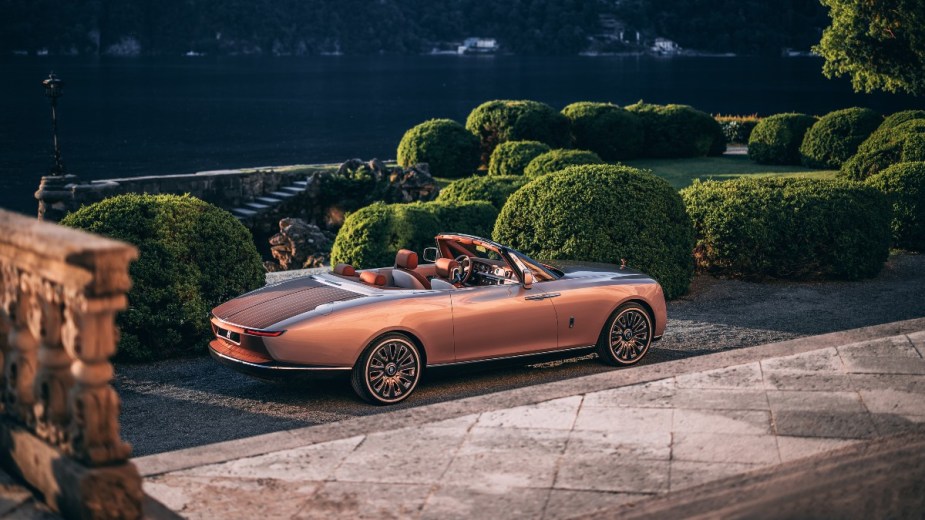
[{"left": 144, "top": 330, "right": 925, "bottom": 519}]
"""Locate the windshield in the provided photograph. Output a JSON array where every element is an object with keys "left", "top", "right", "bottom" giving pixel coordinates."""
[{"left": 507, "top": 249, "right": 562, "bottom": 281}]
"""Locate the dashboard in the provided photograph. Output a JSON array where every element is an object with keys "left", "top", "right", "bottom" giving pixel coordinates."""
[{"left": 470, "top": 259, "right": 517, "bottom": 285}]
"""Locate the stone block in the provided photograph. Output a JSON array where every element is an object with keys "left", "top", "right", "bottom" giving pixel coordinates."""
[
  {"left": 837, "top": 336, "right": 920, "bottom": 358},
  {"left": 334, "top": 426, "right": 466, "bottom": 484},
  {"left": 668, "top": 460, "right": 767, "bottom": 492},
  {"left": 295, "top": 481, "right": 431, "bottom": 520},
  {"left": 775, "top": 436, "right": 859, "bottom": 462},
  {"left": 477, "top": 395, "right": 580, "bottom": 430},
  {"left": 761, "top": 347, "right": 844, "bottom": 373},
  {"left": 420, "top": 485, "right": 548, "bottom": 520},
  {"left": 766, "top": 390, "right": 865, "bottom": 413},
  {"left": 841, "top": 356, "right": 925, "bottom": 375},
  {"left": 674, "top": 362, "right": 764, "bottom": 389},
  {"left": 542, "top": 489, "right": 649, "bottom": 519},
  {"left": 564, "top": 430, "right": 671, "bottom": 460},
  {"left": 145, "top": 475, "right": 318, "bottom": 520},
  {"left": 555, "top": 456, "right": 670, "bottom": 493},
  {"left": 671, "top": 432, "right": 780, "bottom": 464},
  {"left": 670, "top": 388, "right": 769, "bottom": 410},
  {"left": 573, "top": 407, "right": 673, "bottom": 433},
  {"left": 771, "top": 410, "right": 877, "bottom": 439},
  {"left": 582, "top": 378, "right": 675, "bottom": 408},
  {"left": 672, "top": 409, "right": 772, "bottom": 435}
]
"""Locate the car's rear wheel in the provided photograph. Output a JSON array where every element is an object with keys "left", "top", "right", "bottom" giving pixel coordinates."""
[
  {"left": 596, "top": 302, "right": 653, "bottom": 366},
  {"left": 351, "top": 333, "right": 422, "bottom": 405}
]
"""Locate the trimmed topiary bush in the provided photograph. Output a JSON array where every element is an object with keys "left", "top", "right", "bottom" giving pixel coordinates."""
[
  {"left": 747, "top": 113, "right": 817, "bottom": 165},
  {"left": 561, "top": 102, "right": 644, "bottom": 161},
  {"left": 866, "top": 162, "right": 925, "bottom": 251},
  {"left": 60, "top": 194, "right": 265, "bottom": 362},
  {"left": 841, "top": 119, "right": 925, "bottom": 180},
  {"left": 397, "top": 118, "right": 481, "bottom": 179},
  {"left": 799, "top": 107, "right": 882, "bottom": 169},
  {"left": 488, "top": 140, "right": 551, "bottom": 176},
  {"left": 625, "top": 102, "right": 725, "bottom": 158},
  {"left": 330, "top": 201, "right": 498, "bottom": 268},
  {"left": 715, "top": 114, "right": 760, "bottom": 144},
  {"left": 493, "top": 164, "right": 694, "bottom": 299},
  {"left": 875, "top": 110, "right": 925, "bottom": 135},
  {"left": 524, "top": 149, "right": 603, "bottom": 178},
  {"left": 465, "top": 100, "right": 571, "bottom": 160},
  {"left": 681, "top": 177, "right": 890, "bottom": 280},
  {"left": 436, "top": 175, "right": 527, "bottom": 210}
]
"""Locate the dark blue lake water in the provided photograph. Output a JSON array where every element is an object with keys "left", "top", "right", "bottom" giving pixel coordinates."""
[{"left": 0, "top": 55, "right": 920, "bottom": 216}]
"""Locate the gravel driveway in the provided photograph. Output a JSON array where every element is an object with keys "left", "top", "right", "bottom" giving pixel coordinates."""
[{"left": 117, "top": 253, "right": 925, "bottom": 457}]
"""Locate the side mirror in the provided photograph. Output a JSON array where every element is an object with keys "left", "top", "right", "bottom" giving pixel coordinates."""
[
  {"left": 522, "top": 268, "right": 534, "bottom": 290},
  {"left": 422, "top": 247, "right": 438, "bottom": 263}
]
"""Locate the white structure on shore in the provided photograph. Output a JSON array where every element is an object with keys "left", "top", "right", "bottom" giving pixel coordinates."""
[
  {"left": 651, "top": 37, "right": 680, "bottom": 54},
  {"left": 458, "top": 37, "right": 498, "bottom": 55}
]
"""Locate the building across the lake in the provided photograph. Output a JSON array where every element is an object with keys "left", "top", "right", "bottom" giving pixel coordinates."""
[{"left": 458, "top": 37, "right": 498, "bottom": 55}]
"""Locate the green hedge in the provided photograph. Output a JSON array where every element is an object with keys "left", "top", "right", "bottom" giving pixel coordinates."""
[
  {"left": 488, "top": 140, "right": 551, "bottom": 176},
  {"left": 436, "top": 175, "right": 527, "bottom": 210},
  {"left": 60, "top": 194, "right": 265, "bottom": 362},
  {"left": 842, "top": 119, "right": 925, "bottom": 180},
  {"left": 561, "top": 102, "right": 644, "bottom": 161},
  {"left": 465, "top": 100, "right": 570, "bottom": 159},
  {"left": 866, "top": 162, "right": 925, "bottom": 252},
  {"left": 625, "top": 102, "right": 725, "bottom": 158},
  {"left": 715, "top": 115, "right": 760, "bottom": 144},
  {"left": 799, "top": 107, "right": 882, "bottom": 169},
  {"left": 524, "top": 149, "right": 603, "bottom": 178},
  {"left": 396, "top": 118, "right": 481, "bottom": 179},
  {"left": 493, "top": 164, "right": 694, "bottom": 299},
  {"left": 875, "top": 110, "right": 925, "bottom": 135},
  {"left": 330, "top": 201, "right": 498, "bottom": 268},
  {"left": 681, "top": 178, "right": 890, "bottom": 280},
  {"left": 841, "top": 119, "right": 925, "bottom": 181},
  {"left": 747, "top": 113, "right": 817, "bottom": 165}
]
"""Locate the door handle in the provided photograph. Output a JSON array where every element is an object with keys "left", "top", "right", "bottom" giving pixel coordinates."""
[{"left": 524, "top": 293, "right": 561, "bottom": 301}]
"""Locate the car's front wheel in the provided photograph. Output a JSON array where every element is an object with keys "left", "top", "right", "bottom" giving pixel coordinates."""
[
  {"left": 351, "top": 333, "right": 422, "bottom": 405},
  {"left": 596, "top": 302, "right": 653, "bottom": 366}
]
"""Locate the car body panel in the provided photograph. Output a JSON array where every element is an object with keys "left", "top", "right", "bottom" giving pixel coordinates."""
[{"left": 209, "top": 233, "right": 668, "bottom": 382}]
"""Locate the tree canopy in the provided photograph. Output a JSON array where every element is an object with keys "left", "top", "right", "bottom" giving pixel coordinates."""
[{"left": 814, "top": 0, "right": 925, "bottom": 95}]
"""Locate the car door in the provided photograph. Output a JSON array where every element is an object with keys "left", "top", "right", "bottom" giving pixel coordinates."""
[{"left": 449, "top": 284, "right": 559, "bottom": 362}]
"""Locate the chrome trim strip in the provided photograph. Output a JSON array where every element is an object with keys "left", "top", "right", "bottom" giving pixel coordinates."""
[
  {"left": 544, "top": 292, "right": 562, "bottom": 299},
  {"left": 209, "top": 348, "right": 352, "bottom": 372},
  {"left": 524, "top": 294, "right": 547, "bottom": 301},
  {"left": 428, "top": 344, "right": 595, "bottom": 368}
]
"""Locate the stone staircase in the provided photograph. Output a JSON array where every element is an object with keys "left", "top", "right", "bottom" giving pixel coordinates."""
[{"left": 229, "top": 178, "right": 311, "bottom": 221}]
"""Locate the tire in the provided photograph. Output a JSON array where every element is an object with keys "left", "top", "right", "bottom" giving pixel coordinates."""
[
  {"left": 596, "top": 302, "right": 653, "bottom": 367},
  {"left": 351, "top": 333, "right": 423, "bottom": 405}
]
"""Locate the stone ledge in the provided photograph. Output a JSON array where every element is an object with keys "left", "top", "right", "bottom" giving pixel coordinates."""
[{"left": 133, "top": 316, "right": 925, "bottom": 477}]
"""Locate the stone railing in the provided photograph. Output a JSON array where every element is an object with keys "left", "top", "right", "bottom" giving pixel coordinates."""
[{"left": 0, "top": 209, "right": 142, "bottom": 519}]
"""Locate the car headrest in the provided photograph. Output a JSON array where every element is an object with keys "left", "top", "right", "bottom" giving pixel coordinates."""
[
  {"left": 359, "top": 271, "right": 386, "bottom": 286},
  {"left": 333, "top": 263, "right": 356, "bottom": 276},
  {"left": 395, "top": 249, "right": 418, "bottom": 270},
  {"left": 435, "top": 258, "right": 459, "bottom": 278}
]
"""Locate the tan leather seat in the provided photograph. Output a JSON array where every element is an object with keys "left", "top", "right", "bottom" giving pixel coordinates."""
[
  {"left": 393, "top": 249, "right": 430, "bottom": 290},
  {"left": 333, "top": 263, "right": 357, "bottom": 277},
  {"left": 359, "top": 271, "right": 386, "bottom": 287},
  {"left": 435, "top": 258, "right": 459, "bottom": 280}
]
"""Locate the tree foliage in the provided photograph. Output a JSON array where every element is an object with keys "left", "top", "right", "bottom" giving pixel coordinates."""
[{"left": 814, "top": 0, "right": 925, "bottom": 95}]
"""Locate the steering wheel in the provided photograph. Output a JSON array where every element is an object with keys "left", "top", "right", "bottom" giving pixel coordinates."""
[{"left": 455, "top": 255, "right": 474, "bottom": 284}]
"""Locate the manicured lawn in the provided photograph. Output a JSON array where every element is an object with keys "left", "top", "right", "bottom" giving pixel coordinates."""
[{"left": 623, "top": 155, "right": 838, "bottom": 190}]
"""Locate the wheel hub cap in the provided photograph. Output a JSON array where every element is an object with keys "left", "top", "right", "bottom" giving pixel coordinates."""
[
  {"left": 622, "top": 329, "right": 634, "bottom": 341},
  {"left": 385, "top": 363, "right": 398, "bottom": 376}
]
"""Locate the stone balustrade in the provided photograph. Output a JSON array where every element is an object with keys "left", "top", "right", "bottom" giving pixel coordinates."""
[{"left": 0, "top": 208, "right": 142, "bottom": 519}]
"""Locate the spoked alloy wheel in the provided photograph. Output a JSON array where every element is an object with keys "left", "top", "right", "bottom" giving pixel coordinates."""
[
  {"left": 596, "top": 303, "right": 653, "bottom": 366},
  {"left": 352, "top": 334, "right": 422, "bottom": 405}
]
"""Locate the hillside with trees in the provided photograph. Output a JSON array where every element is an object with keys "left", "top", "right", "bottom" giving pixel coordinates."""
[{"left": 0, "top": 0, "right": 828, "bottom": 57}]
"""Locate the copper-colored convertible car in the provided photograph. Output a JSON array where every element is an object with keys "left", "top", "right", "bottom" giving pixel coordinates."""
[{"left": 209, "top": 233, "right": 666, "bottom": 404}]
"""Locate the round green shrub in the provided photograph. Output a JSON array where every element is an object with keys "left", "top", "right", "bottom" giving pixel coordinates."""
[
  {"left": 488, "top": 140, "right": 551, "bottom": 176},
  {"left": 493, "top": 164, "right": 695, "bottom": 299},
  {"left": 436, "top": 175, "right": 527, "bottom": 210},
  {"left": 747, "top": 113, "right": 818, "bottom": 165},
  {"left": 397, "top": 118, "right": 481, "bottom": 179},
  {"left": 625, "top": 102, "right": 725, "bottom": 158},
  {"left": 876, "top": 110, "right": 925, "bottom": 135},
  {"left": 465, "top": 100, "right": 570, "bottom": 159},
  {"left": 561, "top": 102, "right": 644, "bottom": 161},
  {"left": 524, "top": 149, "right": 603, "bottom": 178},
  {"left": 681, "top": 178, "right": 890, "bottom": 280},
  {"left": 866, "top": 162, "right": 925, "bottom": 251},
  {"left": 841, "top": 119, "right": 925, "bottom": 180},
  {"left": 60, "top": 194, "right": 265, "bottom": 362},
  {"left": 331, "top": 201, "right": 498, "bottom": 268},
  {"left": 799, "top": 107, "right": 882, "bottom": 169}
]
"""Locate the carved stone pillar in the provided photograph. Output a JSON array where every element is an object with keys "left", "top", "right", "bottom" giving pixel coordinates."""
[
  {"left": 4, "top": 274, "right": 41, "bottom": 426},
  {"left": 33, "top": 280, "right": 72, "bottom": 446}
]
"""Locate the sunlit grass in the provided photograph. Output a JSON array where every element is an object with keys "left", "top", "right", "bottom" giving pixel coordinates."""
[{"left": 624, "top": 155, "right": 838, "bottom": 190}]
